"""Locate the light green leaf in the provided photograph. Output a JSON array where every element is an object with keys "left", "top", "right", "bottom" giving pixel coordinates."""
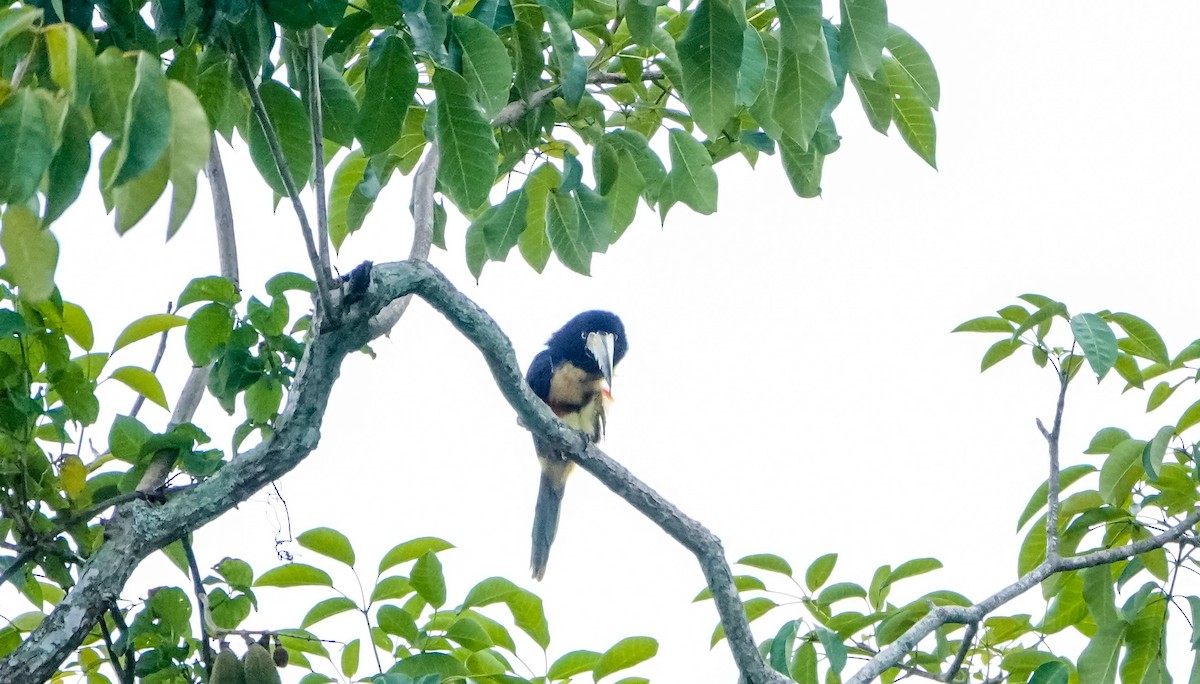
[
  {"left": 804, "top": 553, "right": 836, "bottom": 591},
  {"left": 1107, "top": 312, "right": 1169, "bottom": 365},
  {"left": 433, "top": 69, "right": 498, "bottom": 212},
  {"left": 952, "top": 316, "right": 1013, "bottom": 334},
  {"left": 593, "top": 637, "right": 658, "bottom": 681},
  {"left": 178, "top": 275, "right": 239, "bottom": 307},
  {"left": 113, "top": 313, "right": 187, "bottom": 352},
  {"left": 887, "top": 557, "right": 942, "bottom": 584},
  {"left": 113, "top": 146, "right": 169, "bottom": 234},
  {"left": 378, "top": 537, "right": 454, "bottom": 573},
  {"left": 816, "top": 626, "right": 847, "bottom": 674},
  {"left": 1147, "top": 381, "right": 1176, "bottom": 412},
  {"left": 328, "top": 148, "right": 369, "bottom": 250},
  {"left": 1085, "top": 427, "right": 1131, "bottom": 455},
  {"left": 849, "top": 67, "right": 890, "bottom": 134},
  {"left": 184, "top": 303, "right": 234, "bottom": 366},
  {"left": 341, "top": 639, "right": 360, "bottom": 679},
  {"left": 91, "top": 48, "right": 135, "bottom": 139},
  {"left": 778, "top": 133, "right": 824, "bottom": 198},
  {"left": 301, "top": 597, "right": 358, "bottom": 628},
  {"left": 1015, "top": 464, "right": 1097, "bottom": 530},
  {"left": 547, "top": 650, "right": 602, "bottom": 679},
  {"left": 473, "top": 188, "right": 527, "bottom": 262},
  {"left": 1077, "top": 621, "right": 1125, "bottom": 684},
  {"left": 411, "top": 550, "right": 446, "bottom": 607},
  {"left": 1081, "top": 565, "right": 1118, "bottom": 627},
  {"left": 736, "top": 553, "right": 792, "bottom": 576},
  {"left": 884, "top": 24, "right": 938, "bottom": 108},
  {"left": 980, "top": 338, "right": 1021, "bottom": 372},
  {"left": 1098, "top": 439, "right": 1146, "bottom": 507},
  {"left": 677, "top": 0, "right": 742, "bottom": 138},
  {"left": 735, "top": 26, "right": 767, "bottom": 107},
  {"left": 1141, "top": 425, "right": 1174, "bottom": 481},
  {"left": 108, "top": 366, "right": 169, "bottom": 410},
  {"left": 882, "top": 55, "right": 935, "bottom": 168},
  {"left": 1071, "top": 313, "right": 1118, "bottom": 381},
  {"left": 45, "top": 22, "right": 94, "bottom": 105},
  {"left": 298, "top": 527, "right": 355, "bottom": 567},
  {"left": 518, "top": 162, "right": 560, "bottom": 272},
  {"left": 165, "top": 81, "right": 212, "bottom": 239},
  {"left": 1179, "top": 399, "right": 1200, "bottom": 434},
  {"left": 1, "top": 205, "right": 59, "bottom": 302},
  {"left": 255, "top": 563, "right": 334, "bottom": 587},
  {"left": 545, "top": 188, "right": 589, "bottom": 275}
]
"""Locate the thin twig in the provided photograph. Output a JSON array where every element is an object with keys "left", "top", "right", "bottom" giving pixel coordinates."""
[
  {"left": 941, "top": 621, "right": 977, "bottom": 682},
  {"left": 491, "top": 70, "right": 665, "bottom": 128},
  {"left": 307, "top": 27, "right": 332, "bottom": 276},
  {"left": 109, "top": 603, "right": 134, "bottom": 684},
  {"left": 180, "top": 535, "right": 212, "bottom": 674},
  {"left": 233, "top": 50, "right": 335, "bottom": 321},
  {"left": 1042, "top": 369, "right": 1069, "bottom": 561},
  {"left": 96, "top": 615, "right": 130, "bottom": 684},
  {"left": 129, "top": 304, "right": 174, "bottom": 418}
]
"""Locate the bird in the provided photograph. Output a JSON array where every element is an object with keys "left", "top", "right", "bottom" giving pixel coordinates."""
[{"left": 525, "top": 310, "right": 628, "bottom": 580}]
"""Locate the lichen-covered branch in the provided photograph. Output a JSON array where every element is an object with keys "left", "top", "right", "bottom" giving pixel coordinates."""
[{"left": 0, "top": 260, "right": 786, "bottom": 684}]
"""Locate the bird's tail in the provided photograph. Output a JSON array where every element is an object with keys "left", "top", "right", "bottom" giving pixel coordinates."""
[{"left": 530, "top": 472, "right": 565, "bottom": 581}]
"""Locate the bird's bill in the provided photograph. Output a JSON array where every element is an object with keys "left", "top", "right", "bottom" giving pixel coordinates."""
[{"left": 586, "top": 331, "right": 616, "bottom": 386}]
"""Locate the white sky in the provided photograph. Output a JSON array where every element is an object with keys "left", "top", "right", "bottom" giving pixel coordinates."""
[{"left": 18, "top": 1, "right": 1200, "bottom": 682}]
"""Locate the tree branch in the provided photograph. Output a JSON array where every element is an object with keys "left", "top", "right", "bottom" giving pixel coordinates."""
[
  {"left": 847, "top": 508, "right": 1200, "bottom": 683},
  {"left": 234, "top": 51, "right": 335, "bottom": 321},
  {"left": 491, "top": 70, "right": 665, "bottom": 128},
  {"left": 306, "top": 27, "right": 332, "bottom": 277},
  {"left": 137, "top": 140, "right": 242, "bottom": 492},
  {"left": 1041, "top": 370, "right": 1069, "bottom": 561},
  {"left": 0, "top": 261, "right": 786, "bottom": 684}
]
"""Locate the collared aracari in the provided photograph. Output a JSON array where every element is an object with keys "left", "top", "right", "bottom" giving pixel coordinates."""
[{"left": 525, "top": 311, "right": 628, "bottom": 580}]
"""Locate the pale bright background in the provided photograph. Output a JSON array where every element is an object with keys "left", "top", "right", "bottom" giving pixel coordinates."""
[{"left": 21, "top": 1, "right": 1200, "bottom": 681}]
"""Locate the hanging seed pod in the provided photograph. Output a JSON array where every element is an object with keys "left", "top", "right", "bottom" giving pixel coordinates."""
[
  {"left": 210, "top": 644, "right": 245, "bottom": 684},
  {"left": 242, "top": 642, "right": 282, "bottom": 684}
]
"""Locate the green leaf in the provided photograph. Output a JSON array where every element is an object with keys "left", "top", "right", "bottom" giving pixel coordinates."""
[
  {"left": 677, "top": 0, "right": 742, "bottom": 138},
  {"left": 790, "top": 640, "right": 817, "bottom": 683},
  {"left": 980, "top": 338, "right": 1021, "bottom": 372},
  {"left": 297, "top": 527, "right": 355, "bottom": 566},
  {"left": 604, "top": 129, "right": 667, "bottom": 204},
  {"left": 266, "top": 272, "right": 316, "bottom": 296},
  {"left": 884, "top": 25, "right": 938, "bottom": 108},
  {"left": 91, "top": 48, "right": 136, "bottom": 140},
  {"left": 887, "top": 557, "right": 942, "bottom": 584},
  {"left": 771, "top": 35, "right": 835, "bottom": 150},
  {"left": 411, "top": 550, "right": 446, "bottom": 607},
  {"left": 838, "top": 0, "right": 887, "bottom": 77},
  {"left": 184, "top": 303, "right": 234, "bottom": 366},
  {"left": 816, "top": 581, "right": 866, "bottom": 604},
  {"left": 778, "top": 133, "right": 824, "bottom": 198},
  {"left": 0, "top": 6, "right": 42, "bottom": 48},
  {"left": 472, "top": 187, "right": 527, "bottom": 264},
  {"left": 377, "top": 604, "right": 419, "bottom": 641},
  {"left": 178, "top": 275, "right": 239, "bottom": 307},
  {"left": 775, "top": 0, "right": 822, "bottom": 52},
  {"left": 340, "top": 639, "right": 360, "bottom": 679},
  {"left": 109, "top": 414, "right": 153, "bottom": 463},
  {"left": 952, "top": 316, "right": 1013, "bottom": 334},
  {"left": 804, "top": 553, "right": 836, "bottom": 591},
  {"left": 1098, "top": 439, "right": 1147, "bottom": 507},
  {"left": 1179, "top": 399, "right": 1200, "bottom": 435},
  {"left": 1113, "top": 352, "right": 1143, "bottom": 389},
  {"left": 735, "top": 26, "right": 767, "bottom": 108},
  {"left": 1085, "top": 427, "right": 1131, "bottom": 455},
  {"left": 545, "top": 188, "right": 590, "bottom": 275},
  {"left": 111, "top": 52, "right": 171, "bottom": 187},
  {"left": 1077, "top": 621, "right": 1126, "bottom": 684},
  {"left": 44, "top": 105, "right": 92, "bottom": 225},
  {"left": 112, "top": 144, "right": 169, "bottom": 234},
  {"left": 358, "top": 33, "right": 418, "bottom": 156},
  {"left": 1107, "top": 312, "right": 1169, "bottom": 365},
  {"left": 519, "top": 163, "right": 560, "bottom": 272},
  {"left": 446, "top": 615, "right": 493, "bottom": 651},
  {"left": 113, "top": 313, "right": 187, "bottom": 352},
  {"left": 1016, "top": 464, "right": 1097, "bottom": 530},
  {"left": 302, "top": 597, "right": 359, "bottom": 628},
  {"left": 1029, "top": 661, "right": 1070, "bottom": 684},
  {"left": 1081, "top": 565, "right": 1118, "bottom": 627},
  {"left": 1147, "top": 381, "right": 1176, "bottom": 412},
  {"left": 328, "top": 148, "right": 369, "bottom": 250},
  {"left": 1071, "top": 313, "right": 1118, "bottom": 381},
  {"left": 248, "top": 80, "right": 313, "bottom": 196},
  {"left": 659, "top": 129, "right": 717, "bottom": 217},
  {"left": 433, "top": 69, "right": 498, "bottom": 212},
  {"left": 454, "top": 15, "right": 513, "bottom": 119},
  {"left": 165, "top": 80, "right": 212, "bottom": 239},
  {"left": 108, "top": 366, "right": 169, "bottom": 410},
  {"left": 593, "top": 637, "right": 658, "bottom": 681},
  {"left": 255, "top": 563, "right": 334, "bottom": 587},
  {"left": 61, "top": 302, "right": 94, "bottom": 350},
  {"left": 882, "top": 55, "right": 935, "bottom": 168},
  {"left": 378, "top": 536, "right": 454, "bottom": 573},
  {"left": 693, "top": 575, "right": 766, "bottom": 601},
  {"left": 1141, "top": 425, "right": 1174, "bottom": 481},
  {"left": 539, "top": 0, "right": 583, "bottom": 105},
  {"left": 849, "top": 67, "right": 891, "bottom": 134},
  {"left": 816, "top": 627, "right": 847, "bottom": 674},
  {"left": 547, "top": 650, "right": 602, "bottom": 679},
  {"left": 371, "top": 575, "right": 413, "bottom": 602},
  {"left": 1, "top": 206, "right": 58, "bottom": 302},
  {"left": 737, "top": 553, "right": 792, "bottom": 576},
  {"left": 0, "top": 90, "right": 53, "bottom": 205}
]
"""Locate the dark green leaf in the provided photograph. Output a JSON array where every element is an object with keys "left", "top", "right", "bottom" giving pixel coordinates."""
[
  {"left": 838, "top": 0, "right": 887, "bottom": 77},
  {"left": 659, "top": 129, "right": 717, "bottom": 217},
  {"left": 112, "top": 52, "right": 171, "bottom": 187},
  {"left": 884, "top": 25, "right": 938, "bottom": 108},
  {"left": 433, "top": 69, "right": 498, "bottom": 212},
  {"left": 453, "top": 15, "right": 513, "bottom": 119},
  {"left": 0, "top": 90, "right": 53, "bottom": 205},
  {"left": 677, "top": 0, "right": 742, "bottom": 137},
  {"left": 358, "top": 33, "right": 418, "bottom": 156},
  {"left": 249, "top": 80, "right": 314, "bottom": 196},
  {"left": 1071, "top": 313, "right": 1118, "bottom": 381}
]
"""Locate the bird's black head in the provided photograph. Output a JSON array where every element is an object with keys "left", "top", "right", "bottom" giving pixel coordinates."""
[{"left": 546, "top": 310, "right": 628, "bottom": 376}]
